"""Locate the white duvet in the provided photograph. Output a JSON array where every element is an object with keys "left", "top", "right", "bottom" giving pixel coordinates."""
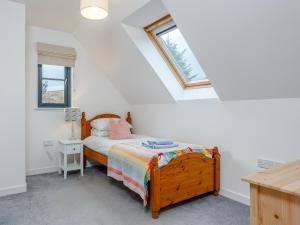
[
  {"left": 83, "top": 134, "right": 203, "bottom": 156},
  {"left": 83, "top": 134, "right": 155, "bottom": 155}
]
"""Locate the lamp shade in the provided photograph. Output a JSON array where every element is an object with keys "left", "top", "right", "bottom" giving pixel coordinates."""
[
  {"left": 65, "top": 107, "right": 81, "bottom": 122},
  {"left": 80, "top": 0, "right": 108, "bottom": 20}
]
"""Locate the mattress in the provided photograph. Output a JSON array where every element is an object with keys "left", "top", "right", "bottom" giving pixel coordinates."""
[
  {"left": 83, "top": 134, "right": 154, "bottom": 155},
  {"left": 83, "top": 134, "right": 202, "bottom": 155}
]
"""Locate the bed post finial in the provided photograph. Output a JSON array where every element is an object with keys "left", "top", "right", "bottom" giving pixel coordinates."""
[
  {"left": 126, "top": 112, "right": 132, "bottom": 124},
  {"left": 152, "top": 156, "right": 158, "bottom": 168},
  {"left": 213, "top": 147, "right": 220, "bottom": 158}
]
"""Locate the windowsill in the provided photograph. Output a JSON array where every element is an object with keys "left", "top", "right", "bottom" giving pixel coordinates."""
[
  {"left": 34, "top": 107, "right": 66, "bottom": 111},
  {"left": 176, "top": 86, "right": 219, "bottom": 101}
]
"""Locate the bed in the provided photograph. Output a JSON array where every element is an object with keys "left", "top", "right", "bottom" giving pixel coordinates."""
[{"left": 81, "top": 112, "right": 220, "bottom": 219}]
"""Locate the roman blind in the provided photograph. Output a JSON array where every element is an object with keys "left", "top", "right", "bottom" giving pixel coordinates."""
[{"left": 37, "top": 42, "right": 77, "bottom": 67}]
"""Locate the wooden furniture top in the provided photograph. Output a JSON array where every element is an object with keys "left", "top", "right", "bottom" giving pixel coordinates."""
[
  {"left": 242, "top": 160, "right": 300, "bottom": 197},
  {"left": 59, "top": 139, "right": 83, "bottom": 145}
]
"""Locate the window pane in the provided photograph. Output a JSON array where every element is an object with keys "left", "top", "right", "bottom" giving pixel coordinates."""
[
  {"left": 42, "top": 64, "right": 65, "bottom": 79},
  {"left": 42, "top": 80, "right": 65, "bottom": 104},
  {"left": 158, "top": 28, "right": 207, "bottom": 83}
]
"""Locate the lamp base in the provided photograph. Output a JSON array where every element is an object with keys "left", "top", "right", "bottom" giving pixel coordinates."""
[{"left": 69, "top": 121, "right": 77, "bottom": 140}]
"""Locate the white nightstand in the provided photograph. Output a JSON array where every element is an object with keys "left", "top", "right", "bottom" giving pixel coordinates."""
[{"left": 58, "top": 139, "right": 84, "bottom": 179}]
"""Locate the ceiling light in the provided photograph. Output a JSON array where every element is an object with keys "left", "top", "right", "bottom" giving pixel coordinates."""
[{"left": 80, "top": 0, "right": 108, "bottom": 20}]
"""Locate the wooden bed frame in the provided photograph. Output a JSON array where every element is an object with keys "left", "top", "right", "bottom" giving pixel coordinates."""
[{"left": 81, "top": 112, "right": 220, "bottom": 219}]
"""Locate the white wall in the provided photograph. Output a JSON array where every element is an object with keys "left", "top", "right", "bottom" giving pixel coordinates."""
[
  {"left": 0, "top": 0, "right": 26, "bottom": 196},
  {"left": 131, "top": 98, "right": 300, "bottom": 204},
  {"left": 26, "top": 26, "right": 130, "bottom": 175}
]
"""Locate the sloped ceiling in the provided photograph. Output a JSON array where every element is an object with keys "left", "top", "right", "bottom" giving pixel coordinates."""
[
  {"left": 163, "top": 0, "right": 300, "bottom": 100},
  {"left": 12, "top": 0, "right": 300, "bottom": 103}
]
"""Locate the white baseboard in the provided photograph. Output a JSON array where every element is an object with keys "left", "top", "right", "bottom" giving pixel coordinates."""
[
  {"left": 0, "top": 183, "right": 27, "bottom": 197},
  {"left": 26, "top": 166, "right": 58, "bottom": 176},
  {"left": 220, "top": 188, "right": 250, "bottom": 206},
  {"left": 26, "top": 163, "right": 93, "bottom": 176}
]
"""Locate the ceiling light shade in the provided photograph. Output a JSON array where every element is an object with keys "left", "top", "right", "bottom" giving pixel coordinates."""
[{"left": 80, "top": 0, "right": 108, "bottom": 20}]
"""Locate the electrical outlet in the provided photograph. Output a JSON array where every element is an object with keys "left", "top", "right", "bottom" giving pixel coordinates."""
[
  {"left": 43, "top": 140, "right": 55, "bottom": 147},
  {"left": 257, "top": 158, "right": 284, "bottom": 169}
]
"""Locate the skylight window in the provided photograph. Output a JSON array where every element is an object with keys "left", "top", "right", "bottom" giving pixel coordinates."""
[{"left": 144, "top": 15, "right": 211, "bottom": 89}]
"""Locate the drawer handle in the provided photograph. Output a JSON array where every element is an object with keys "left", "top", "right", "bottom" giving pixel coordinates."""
[{"left": 73, "top": 148, "right": 76, "bottom": 151}]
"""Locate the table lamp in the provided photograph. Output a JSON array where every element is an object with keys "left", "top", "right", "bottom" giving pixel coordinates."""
[{"left": 64, "top": 107, "right": 81, "bottom": 140}]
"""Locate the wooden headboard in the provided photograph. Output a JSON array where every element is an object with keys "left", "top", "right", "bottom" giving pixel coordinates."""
[{"left": 81, "top": 112, "right": 132, "bottom": 140}]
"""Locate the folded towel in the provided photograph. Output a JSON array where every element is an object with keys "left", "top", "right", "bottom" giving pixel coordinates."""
[
  {"left": 147, "top": 140, "right": 174, "bottom": 145},
  {"left": 142, "top": 142, "right": 179, "bottom": 149}
]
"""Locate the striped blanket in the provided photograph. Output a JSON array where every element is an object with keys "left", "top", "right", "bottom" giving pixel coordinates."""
[{"left": 107, "top": 144, "right": 213, "bottom": 206}]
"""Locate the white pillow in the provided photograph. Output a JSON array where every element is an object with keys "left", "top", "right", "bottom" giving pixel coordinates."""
[
  {"left": 91, "top": 129, "right": 108, "bottom": 137},
  {"left": 91, "top": 118, "right": 117, "bottom": 131},
  {"left": 90, "top": 118, "right": 132, "bottom": 131}
]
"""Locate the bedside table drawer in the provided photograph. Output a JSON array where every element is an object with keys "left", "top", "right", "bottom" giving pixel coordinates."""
[{"left": 66, "top": 144, "right": 82, "bottom": 154}]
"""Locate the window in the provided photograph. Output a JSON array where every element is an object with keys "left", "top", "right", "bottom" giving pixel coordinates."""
[
  {"left": 38, "top": 64, "right": 71, "bottom": 108},
  {"left": 144, "top": 15, "right": 211, "bottom": 89}
]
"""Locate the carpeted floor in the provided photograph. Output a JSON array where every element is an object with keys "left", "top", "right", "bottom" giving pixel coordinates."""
[{"left": 0, "top": 167, "right": 249, "bottom": 225}]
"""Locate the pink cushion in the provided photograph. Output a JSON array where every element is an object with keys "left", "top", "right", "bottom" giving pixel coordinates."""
[{"left": 108, "top": 119, "right": 132, "bottom": 140}]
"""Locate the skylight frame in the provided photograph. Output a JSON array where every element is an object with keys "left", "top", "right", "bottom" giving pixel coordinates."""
[{"left": 144, "top": 15, "right": 211, "bottom": 89}]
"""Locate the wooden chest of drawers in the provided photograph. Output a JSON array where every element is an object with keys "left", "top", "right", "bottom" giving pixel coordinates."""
[{"left": 243, "top": 161, "right": 300, "bottom": 225}]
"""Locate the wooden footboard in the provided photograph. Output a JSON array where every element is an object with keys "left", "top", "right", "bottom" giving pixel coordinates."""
[{"left": 150, "top": 147, "right": 220, "bottom": 219}]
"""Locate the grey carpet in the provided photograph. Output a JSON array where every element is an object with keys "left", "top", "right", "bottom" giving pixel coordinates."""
[{"left": 0, "top": 167, "right": 249, "bottom": 225}]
